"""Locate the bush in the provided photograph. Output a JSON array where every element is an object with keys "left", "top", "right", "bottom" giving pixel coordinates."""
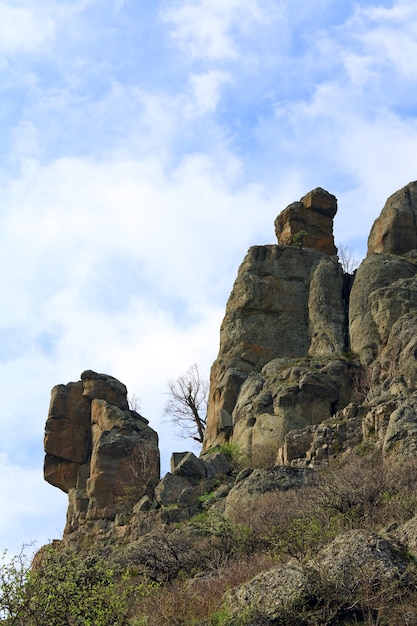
[{"left": 0, "top": 543, "right": 157, "bottom": 626}]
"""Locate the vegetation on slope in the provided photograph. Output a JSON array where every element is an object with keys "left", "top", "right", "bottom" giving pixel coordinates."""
[{"left": 2, "top": 449, "right": 417, "bottom": 625}]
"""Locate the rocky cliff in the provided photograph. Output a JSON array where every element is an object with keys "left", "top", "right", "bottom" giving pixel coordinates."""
[
  {"left": 41, "top": 181, "right": 417, "bottom": 625},
  {"left": 203, "top": 181, "right": 417, "bottom": 469}
]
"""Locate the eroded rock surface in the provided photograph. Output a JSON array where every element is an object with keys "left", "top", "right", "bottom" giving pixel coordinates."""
[
  {"left": 203, "top": 189, "right": 347, "bottom": 458},
  {"left": 275, "top": 187, "right": 338, "bottom": 255},
  {"left": 227, "top": 529, "right": 408, "bottom": 624},
  {"left": 367, "top": 180, "right": 417, "bottom": 255},
  {"left": 44, "top": 370, "right": 160, "bottom": 532}
]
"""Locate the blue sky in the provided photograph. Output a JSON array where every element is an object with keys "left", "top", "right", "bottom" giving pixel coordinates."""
[{"left": 1, "top": 0, "right": 417, "bottom": 556}]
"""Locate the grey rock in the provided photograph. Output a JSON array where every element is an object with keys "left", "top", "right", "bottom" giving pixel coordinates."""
[
  {"left": 200, "top": 450, "right": 232, "bottom": 478},
  {"left": 308, "top": 256, "right": 346, "bottom": 356},
  {"left": 367, "top": 180, "right": 417, "bottom": 255},
  {"left": 227, "top": 529, "right": 407, "bottom": 623},
  {"left": 203, "top": 245, "right": 330, "bottom": 452},
  {"left": 383, "top": 392, "right": 417, "bottom": 460},
  {"left": 172, "top": 451, "right": 207, "bottom": 486},
  {"left": 230, "top": 358, "right": 353, "bottom": 465},
  {"left": 349, "top": 254, "right": 417, "bottom": 364},
  {"left": 224, "top": 466, "right": 312, "bottom": 520},
  {"left": 154, "top": 473, "right": 192, "bottom": 507}
]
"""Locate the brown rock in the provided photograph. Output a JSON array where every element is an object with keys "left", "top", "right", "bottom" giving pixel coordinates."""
[
  {"left": 44, "top": 382, "right": 91, "bottom": 466},
  {"left": 44, "top": 371, "right": 160, "bottom": 532},
  {"left": 87, "top": 401, "right": 160, "bottom": 520},
  {"left": 367, "top": 180, "right": 417, "bottom": 255},
  {"left": 81, "top": 370, "right": 129, "bottom": 410},
  {"left": 274, "top": 188, "right": 338, "bottom": 255},
  {"left": 43, "top": 454, "right": 80, "bottom": 493}
]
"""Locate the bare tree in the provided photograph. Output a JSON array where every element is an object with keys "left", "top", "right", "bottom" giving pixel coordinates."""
[
  {"left": 338, "top": 243, "right": 359, "bottom": 274},
  {"left": 164, "top": 364, "right": 208, "bottom": 443}
]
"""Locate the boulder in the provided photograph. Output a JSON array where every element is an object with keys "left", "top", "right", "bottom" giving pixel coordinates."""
[
  {"left": 224, "top": 466, "right": 312, "bottom": 520},
  {"left": 227, "top": 563, "right": 308, "bottom": 623},
  {"left": 171, "top": 451, "right": 207, "bottom": 486},
  {"left": 367, "top": 180, "right": 417, "bottom": 255},
  {"left": 154, "top": 473, "right": 192, "bottom": 507},
  {"left": 274, "top": 187, "right": 338, "bottom": 255},
  {"left": 227, "top": 529, "right": 408, "bottom": 623},
  {"left": 229, "top": 358, "right": 353, "bottom": 465}
]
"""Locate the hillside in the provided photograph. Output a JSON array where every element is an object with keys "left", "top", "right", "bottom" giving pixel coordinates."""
[{"left": 4, "top": 181, "right": 417, "bottom": 625}]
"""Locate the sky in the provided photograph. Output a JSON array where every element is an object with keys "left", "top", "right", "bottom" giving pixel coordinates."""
[{"left": 1, "top": 0, "right": 417, "bottom": 557}]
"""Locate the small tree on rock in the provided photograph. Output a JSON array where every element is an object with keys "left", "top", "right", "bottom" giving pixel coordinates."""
[
  {"left": 338, "top": 243, "right": 359, "bottom": 274},
  {"left": 164, "top": 364, "right": 208, "bottom": 444}
]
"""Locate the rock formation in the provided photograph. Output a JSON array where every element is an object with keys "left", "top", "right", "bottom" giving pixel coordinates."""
[
  {"left": 44, "top": 370, "right": 160, "bottom": 532},
  {"left": 40, "top": 180, "right": 417, "bottom": 624},
  {"left": 202, "top": 181, "right": 417, "bottom": 467},
  {"left": 202, "top": 188, "right": 348, "bottom": 459},
  {"left": 367, "top": 180, "right": 417, "bottom": 255},
  {"left": 44, "top": 180, "right": 417, "bottom": 540},
  {"left": 274, "top": 187, "right": 338, "bottom": 255}
]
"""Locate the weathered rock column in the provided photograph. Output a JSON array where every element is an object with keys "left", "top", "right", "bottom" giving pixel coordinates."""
[
  {"left": 44, "top": 370, "right": 160, "bottom": 533},
  {"left": 203, "top": 189, "right": 346, "bottom": 456}
]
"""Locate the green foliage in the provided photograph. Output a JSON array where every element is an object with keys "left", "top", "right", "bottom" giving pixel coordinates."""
[
  {"left": 217, "top": 442, "right": 245, "bottom": 470},
  {"left": 206, "top": 609, "right": 234, "bottom": 625},
  {"left": 0, "top": 544, "right": 158, "bottom": 626},
  {"left": 0, "top": 547, "right": 31, "bottom": 625},
  {"left": 198, "top": 491, "right": 216, "bottom": 504},
  {"left": 275, "top": 514, "right": 340, "bottom": 562},
  {"left": 355, "top": 439, "right": 376, "bottom": 456},
  {"left": 341, "top": 347, "right": 359, "bottom": 363},
  {"left": 286, "top": 229, "right": 310, "bottom": 250}
]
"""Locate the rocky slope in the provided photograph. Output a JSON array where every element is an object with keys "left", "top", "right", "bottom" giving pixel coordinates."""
[{"left": 42, "top": 181, "right": 417, "bottom": 624}]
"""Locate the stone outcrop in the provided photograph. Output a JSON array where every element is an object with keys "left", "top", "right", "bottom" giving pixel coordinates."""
[
  {"left": 349, "top": 253, "right": 417, "bottom": 365},
  {"left": 227, "top": 528, "right": 408, "bottom": 623},
  {"left": 203, "top": 182, "right": 417, "bottom": 467},
  {"left": 367, "top": 180, "right": 417, "bottom": 255},
  {"left": 44, "top": 181, "right": 417, "bottom": 538},
  {"left": 39, "top": 180, "right": 417, "bottom": 625},
  {"left": 203, "top": 189, "right": 347, "bottom": 458},
  {"left": 230, "top": 357, "right": 353, "bottom": 466},
  {"left": 44, "top": 370, "right": 160, "bottom": 532},
  {"left": 275, "top": 187, "right": 338, "bottom": 255}
]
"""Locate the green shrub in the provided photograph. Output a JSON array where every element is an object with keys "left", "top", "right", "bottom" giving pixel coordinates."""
[{"left": 0, "top": 544, "right": 158, "bottom": 626}]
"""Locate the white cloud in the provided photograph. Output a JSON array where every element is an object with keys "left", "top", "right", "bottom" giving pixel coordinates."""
[
  {"left": 0, "top": 454, "right": 67, "bottom": 555},
  {"left": 187, "top": 71, "right": 232, "bottom": 117},
  {"left": 331, "top": 2, "right": 417, "bottom": 88},
  {"left": 2, "top": 0, "right": 417, "bottom": 558},
  {"left": 0, "top": 3, "right": 56, "bottom": 55},
  {"left": 160, "top": 0, "right": 273, "bottom": 61}
]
